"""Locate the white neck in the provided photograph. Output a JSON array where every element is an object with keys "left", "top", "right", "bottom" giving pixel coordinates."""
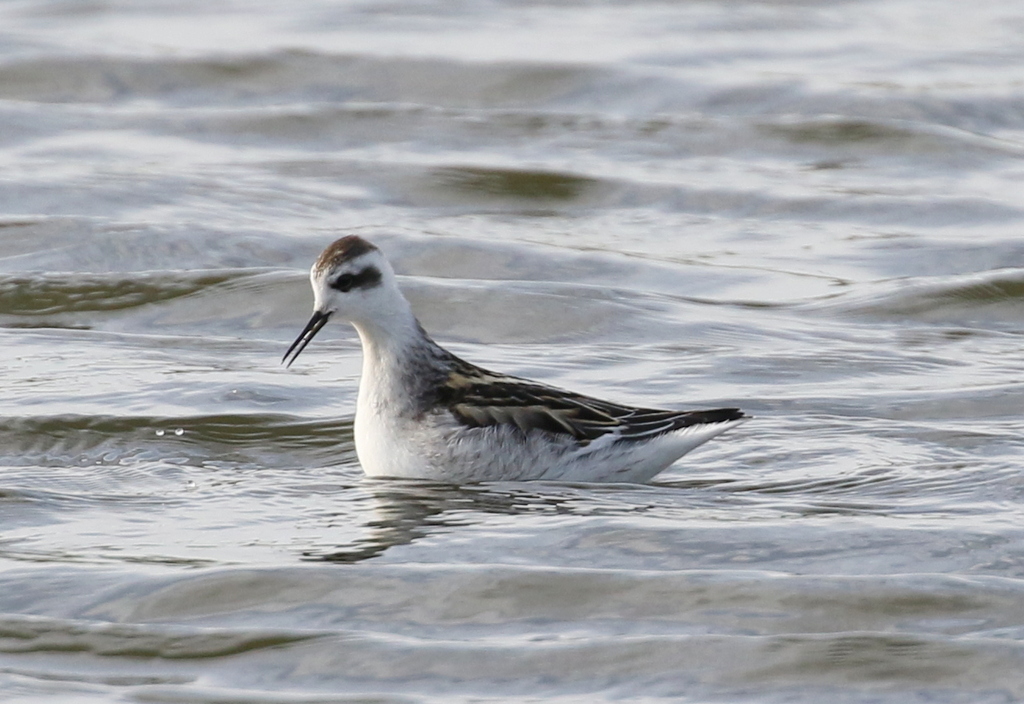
[
  {"left": 350, "top": 293, "right": 442, "bottom": 416},
  {"left": 350, "top": 293, "right": 447, "bottom": 476}
]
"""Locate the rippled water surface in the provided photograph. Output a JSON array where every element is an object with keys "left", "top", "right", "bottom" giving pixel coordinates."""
[{"left": 2, "top": 1, "right": 1024, "bottom": 702}]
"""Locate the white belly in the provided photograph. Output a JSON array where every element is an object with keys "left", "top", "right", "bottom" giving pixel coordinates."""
[{"left": 354, "top": 404, "right": 743, "bottom": 483}]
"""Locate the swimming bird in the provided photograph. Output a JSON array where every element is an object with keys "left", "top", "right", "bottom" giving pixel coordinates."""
[{"left": 283, "top": 236, "right": 746, "bottom": 483}]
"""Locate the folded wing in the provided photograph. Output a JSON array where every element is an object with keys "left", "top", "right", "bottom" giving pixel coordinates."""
[{"left": 438, "top": 362, "right": 744, "bottom": 445}]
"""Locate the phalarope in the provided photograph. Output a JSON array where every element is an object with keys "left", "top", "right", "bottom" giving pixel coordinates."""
[{"left": 283, "top": 236, "right": 747, "bottom": 483}]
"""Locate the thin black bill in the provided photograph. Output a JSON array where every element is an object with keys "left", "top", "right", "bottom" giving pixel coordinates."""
[{"left": 282, "top": 310, "right": 332, "bottom": 368}]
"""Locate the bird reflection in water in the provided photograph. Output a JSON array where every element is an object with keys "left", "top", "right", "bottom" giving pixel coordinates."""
[{"left": 301, "top": 479, "right": 638, "bottom": 564}]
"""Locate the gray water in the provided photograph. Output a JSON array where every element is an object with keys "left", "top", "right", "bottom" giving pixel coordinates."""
[{"left": 2, "top": 1, "right": 1024, "bottom": 702}]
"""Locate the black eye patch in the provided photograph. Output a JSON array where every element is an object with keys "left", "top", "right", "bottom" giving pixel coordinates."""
[{"left": 330, "top": 266, "right": 382, "bottom": 292}]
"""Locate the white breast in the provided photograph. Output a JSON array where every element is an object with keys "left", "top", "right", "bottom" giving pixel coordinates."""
[{"left": 354, "top": 377, "right": 426, "bottom": 479}]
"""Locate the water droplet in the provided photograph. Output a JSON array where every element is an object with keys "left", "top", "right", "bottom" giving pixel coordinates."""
[
  {"left": 155, "top": 429, "right": 165, "bottom": 436},
  {"left": 174, "top": 428, "right": 184, "bottom": 436}
]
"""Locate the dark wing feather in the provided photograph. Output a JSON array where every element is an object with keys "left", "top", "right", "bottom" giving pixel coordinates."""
[{"left": 437, "top": 358, "right": 744, "bottom": 445}]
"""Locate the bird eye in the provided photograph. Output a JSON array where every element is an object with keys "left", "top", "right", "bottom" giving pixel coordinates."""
[{"left": 331, "top": 274, "right": 355, "bottom": 292}]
